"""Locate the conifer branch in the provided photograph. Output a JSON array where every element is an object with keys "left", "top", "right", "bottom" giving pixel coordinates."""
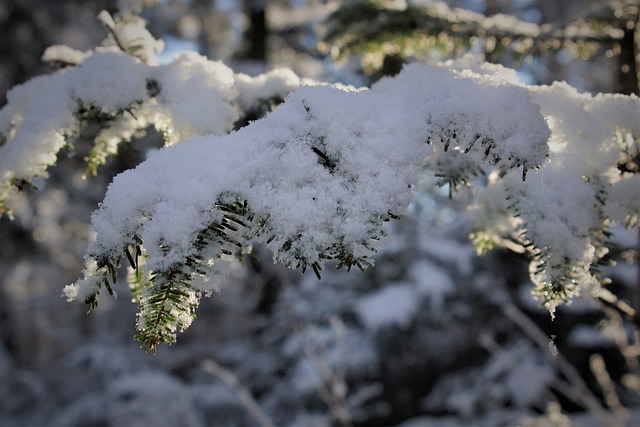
[{"left": 135, "top": 269, "right": 199, "bottom": 353}]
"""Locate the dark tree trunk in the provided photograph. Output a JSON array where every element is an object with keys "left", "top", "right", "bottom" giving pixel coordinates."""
[
  {"left": 618, "top": 23, "right": 639, "bottom": 95},
  {"left": 239, "top": 0, "right": 268, "bottom": 62}
]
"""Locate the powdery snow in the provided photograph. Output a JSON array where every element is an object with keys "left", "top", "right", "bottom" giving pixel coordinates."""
[
  {"left": 465, "top": 60, "right": 640, "bottom": 311},
  {"left": 149, "top": 52, "right": 238, "bottom": 144},
  {"left": 70, "top": 62, "right": 548, "bottom": 304},
  {"left": 0, "top": 44, "right": 302, "bottom": 212}
]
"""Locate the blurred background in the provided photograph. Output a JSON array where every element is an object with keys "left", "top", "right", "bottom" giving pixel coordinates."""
[{"left": 0, "top": 1, "right": 639, "bottom": 426}]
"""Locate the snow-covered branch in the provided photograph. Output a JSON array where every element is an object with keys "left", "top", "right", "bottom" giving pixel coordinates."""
[
  {"left": 3, "top": 9, "right": 638, "bottom": 352},
  {"left": 63, "top": 62, "right": 552, "bottom": 351},
  {"left": 0, "top": 11, "right": 301, "bottom": 216},
  {"left": 471, "top": 74, "right": 640, "bottom": 313}
]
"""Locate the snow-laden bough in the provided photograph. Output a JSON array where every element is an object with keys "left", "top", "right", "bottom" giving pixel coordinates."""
[{"left": 65, "top": 63, "right": 551, "bottom": 351}]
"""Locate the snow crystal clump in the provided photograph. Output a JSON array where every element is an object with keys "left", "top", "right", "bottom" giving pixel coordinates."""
[
  {"left": 150, "top": 52, "right": 239, "bottom": 144},
  {"left": 69, "top": 51, "right": 148, "bottom": 112},
  {"left": 234, "top": 68, "right": 302, "bottom": 110},
  {"left": 373, "top": 63, "right": 549, "bottom": 174},
  {"left": 42, "top": 45, "right": 91, "bottom": 65},
  {"left": 440, "top": 53, "right": 523, "bottom": 85}
]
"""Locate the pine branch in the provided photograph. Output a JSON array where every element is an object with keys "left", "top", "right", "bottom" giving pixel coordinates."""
[
  {"left": 131, "top": 196, "right": 265, "bottom": 351},
  {"left": 82, "top": 256, "right": 119, "bottom": 311},
  {"left": 324, "top": 0, "right": 626, "bottom": 76},
  {"left": 67, "top": 61, "right": 557, "bottom": 349},
  {"left": 135, "top": 269, "right": 199, "bottom": 353},
  {"left": 0, "top": 23, "right": 300, "bottom": 217}
]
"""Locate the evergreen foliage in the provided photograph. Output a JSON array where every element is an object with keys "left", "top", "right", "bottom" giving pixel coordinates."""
[
  {"left": 324, "top": 0, "right": 633, "bottom": 78},
  {"left": 0, "top": 3, "right": 638, "bottom": 353}
]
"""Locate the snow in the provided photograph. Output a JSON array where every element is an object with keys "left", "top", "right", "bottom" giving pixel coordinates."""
[
  {"left": 69, "top": 51, "right": 148, "bottom": 112},
  {"left": 410, "top": 261, "right": 455, "bottom": 309},
  {"left": 150, "top": 52, "right": 238, "bottom": 143},
  {"left": 72, "top": 62, "right": 549, "bottom": 307},
  {"left": 2, "top": 4, "right": 640, "bottom": 427},
  {"left": 372, "top": 63, "right": 549, "bottom": 173},
  {"left": 234, "top": 68, "right": 302, "bottom": 109},
  {"left": 41, "top": 45, "right": 90, "bottom": 65},
  {"left": 3, "top": 28, "right": 638, "bottom": 347},
  {"left": 100, "top": 12, "right": 165, "bottom": 66},
  {"left": 462, "top": 63, "right": 640, "bottom": 310},
  {"left": 0, "top": 41, "right": 302, "bottom": 212},
  {"left": 441, "top": 53, "right": 523, "bottom": 84},
  {"left": 356, "top": 284, "right": 418, "bottom": 331},
  {"left": 0, "top": 73, "right": 75, "bottom": 197},
  {"left": 605, "top": 174, "right": 640, "bottom": 224},
  {"left": 0, "top": 51, "right": 146, "bottom": 210},
  {"left": 63, "top": 259, "right": 101, "bottom": 302}
]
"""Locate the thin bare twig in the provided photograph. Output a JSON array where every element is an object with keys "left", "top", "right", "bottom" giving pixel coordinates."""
[
  {"left": 201, "top": 359, "right": 276, "bottom": 427},
  {"left": 590, "top": 353, "right": 629, "bottom": 422},
  {"left": 276, "top": 268, "right": 353, "bottom": 427},
  {"left": 504, "top": 303, "right": 626, "bottom": 427},
  {"left": 598, "top": 288, "right": 640, "bottom": 328}
]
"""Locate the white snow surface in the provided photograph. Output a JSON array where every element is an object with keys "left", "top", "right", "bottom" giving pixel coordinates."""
[
  {"left": 70, "top": 51, "right": 149, "bottom": 112},
  {"left": 76, "top": 62, "right": 549, "bottom": 297},
  {"left": 234, "top": 68, "right": 303, "bottom": 109},
  {"left": 149, "top": 52, "right": 239, "bottom": 143},
  {"left": 41, "top": 45, "right": 91, "bottom": 65}
]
